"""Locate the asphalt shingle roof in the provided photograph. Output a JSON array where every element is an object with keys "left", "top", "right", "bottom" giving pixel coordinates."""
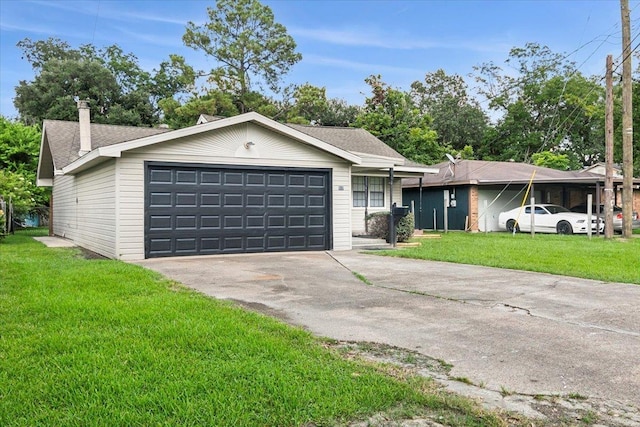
[
  {"left": 44, "top": 120, "right": 171, "bottom": 169},
  {"left": 402, "top": 159, "right": 605, "bottom": 188},
  {"left": 44, "top": 116, "right": 425, "bottom": 171},
  {"left": 286, "top": 124, "right": 405, "bottom": 160}
]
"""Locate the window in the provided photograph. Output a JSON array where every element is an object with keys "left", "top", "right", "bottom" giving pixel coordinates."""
[
  {"left": 353, "top": 176, "right": 366, "bottom": 207},
  {"left": 369, "top": 177, "right": 384, "bottom": 207},
  {"left": 352, "top": 176, "right": 385, "bottom": 207}
]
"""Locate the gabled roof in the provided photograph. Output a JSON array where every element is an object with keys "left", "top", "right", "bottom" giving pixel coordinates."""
[
  {"left": 403, "top": 159, "right": 613, "bottom": 188},
  {"left": 38, "top": 112, "right": 437, "bottom": 185},
  {"left": 38, "top": 112, "right": 363, "bottom": 181}
]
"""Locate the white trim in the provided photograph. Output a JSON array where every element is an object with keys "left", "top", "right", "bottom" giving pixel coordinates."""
[{"left": 395, "top": 166, "right": 439, "bottom": 174}]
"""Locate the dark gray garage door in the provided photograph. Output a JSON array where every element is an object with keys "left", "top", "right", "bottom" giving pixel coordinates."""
[{"left": 145, "top": 163, "right": 331, "bottom": 258}]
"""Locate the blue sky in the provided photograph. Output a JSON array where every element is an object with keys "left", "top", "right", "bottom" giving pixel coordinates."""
[{"left": 0, "top": 0, "right": 637, "bottom": 120}]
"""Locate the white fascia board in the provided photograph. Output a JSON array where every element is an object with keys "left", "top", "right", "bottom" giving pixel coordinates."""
[
  {"left": 61, "top": 148, "right": 106, "bottom": 174},
  {"left": 352, "top": 157, "right": 398, "bottom": 169},
  {"left": 395, "top": 166, "right": 439, "bottom": 174},
  {"left": 37, "top": 178, "right": 53, "bottom": 187},
  {"left": 351, "top": 151, "right": 404, "bottom": 165}
]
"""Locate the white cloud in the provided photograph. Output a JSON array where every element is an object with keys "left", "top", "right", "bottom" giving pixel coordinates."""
[
  {"left": 110, "top": 26, "right": 184, "bottom": 48},
  {"left": 290, "top": 26, "right": 440, "bottom": 50},
  {"left": 291, "top": 26, "right": 512, "bottom": 55},
  {"left": 303, "top": 54, "right": 422, "bottom": 75},
  {"left": 0, "top": 21, "right": 58, "bottom": 36}
]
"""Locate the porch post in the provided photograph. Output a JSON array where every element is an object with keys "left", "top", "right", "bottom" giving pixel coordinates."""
[
  {"left": 595, "top": 180, "right": 601, "bottom": 236},
  {"left": 418, "top": 177, "right": 423, "bottom": 230},
  {"left": 364, "top": 176, "right": 369, "bottom": 234},
  {"left": 388, "top": 168, "right": 395, "bottom": 247}
]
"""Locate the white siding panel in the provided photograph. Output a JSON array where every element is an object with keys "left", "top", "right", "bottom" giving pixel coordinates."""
[
  {"left": 117, "top": 155, "right": 146, "bottom": 261},
  {"left": 52, "top": 175, "right": 77, "bottom": 240},
  {"left": 73, "top": 160, "right": 116, "bottom": 258},
  {"left": 137, "top": 123, "right": 339, "bottom": 165},
  {"left": 331, "top": 166, "right": 351, "bottom": 250}
]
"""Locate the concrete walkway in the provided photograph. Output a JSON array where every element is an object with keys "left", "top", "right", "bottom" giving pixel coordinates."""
[
  {"left": 136, "top": 250, "right": 640, "bottom": 419},
  {"left": 32, "top": 236, "right": 76, "bottom": 247}
]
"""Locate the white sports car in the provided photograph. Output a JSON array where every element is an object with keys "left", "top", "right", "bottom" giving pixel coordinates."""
[{"left": 498, "top": 204, "right": 605, "bottom": 235}]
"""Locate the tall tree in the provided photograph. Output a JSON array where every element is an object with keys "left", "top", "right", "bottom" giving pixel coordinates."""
[
  {"left": 285, "top": 84, "right": 360, "bottom": 126},
  {"left": 411, "top": 69, "right": 488, "bottom": 155},
  {"left": 183, "top": 0, "right": 302, "bottom": 112},
  {"left": 14, "top": 37, "right": 195, "bottom": 126},
  {"left": 355, "top": 75, "right": 445, "bottom": 165},
  {"left": 159, "top": 90, "right": 238, "bottom": 129},
  {"left": 474, "top": 43, "right": 605, "bottom": 167}
]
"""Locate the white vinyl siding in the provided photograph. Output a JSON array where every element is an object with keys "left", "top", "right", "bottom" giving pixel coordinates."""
[
  {"left": 74, "top": 161, "right": 116, "bottom": 257},
  {"left": 115, "top": 122, "right": 353, "bottom": 260},
  {"left": 53, "top": 160, "right": 116, "bottom": 258},
  {"left": 52, "top": 174, "right": 77, "bottom": 239}
]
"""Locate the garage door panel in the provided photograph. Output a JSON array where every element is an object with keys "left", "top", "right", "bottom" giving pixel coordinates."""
[
  {"left": 200, "top": 193, "right": 220, "bottom": 207},
  {"left": 201, "top": 171, "right": 221, "bottom": 184},
  {"left": 145, "top": 164, "right": 330, "bottom": 257},
  {"left": 176, "top": 170, "right": 197, "bottom": 184}
]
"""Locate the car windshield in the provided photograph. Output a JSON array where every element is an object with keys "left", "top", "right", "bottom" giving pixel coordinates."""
[{"left": 545, "top": 205, "right": 570, "bottom": 214}]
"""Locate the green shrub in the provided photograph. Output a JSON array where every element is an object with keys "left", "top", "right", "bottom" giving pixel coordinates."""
[
  {"left": 366, "top": 211, "right": 414, "bottom": 243},
  {"left": 397, "top": 211, "right": 415, "bottom": 242}
]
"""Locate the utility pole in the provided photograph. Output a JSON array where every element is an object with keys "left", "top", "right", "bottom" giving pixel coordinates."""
[
  {"left": 605, "top": 55, "right": 614, "bottom": 239},
  {"left": 620, "top": 0, "right": 634, "bottom": 238}
]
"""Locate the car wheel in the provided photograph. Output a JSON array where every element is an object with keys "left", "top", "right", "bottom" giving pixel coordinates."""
[
  {"left": 506, "top": 219, "right": 520, "bottom": 233},
  {"left": 556, "top": 221, "right": 573, "bottom": 235}
]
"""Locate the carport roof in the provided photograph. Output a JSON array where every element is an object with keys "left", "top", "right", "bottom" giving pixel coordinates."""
[{"left": 401, "top": 159, "right": 635, "bottom": 188}]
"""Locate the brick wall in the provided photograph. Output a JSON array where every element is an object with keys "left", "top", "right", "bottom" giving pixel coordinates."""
[{"left": 468, "top": 185, "right": 479, "bottom": 232}]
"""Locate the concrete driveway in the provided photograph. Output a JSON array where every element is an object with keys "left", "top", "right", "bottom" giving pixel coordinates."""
[{"left": 136, "top": 250, "right": 640, "bottom": 419}]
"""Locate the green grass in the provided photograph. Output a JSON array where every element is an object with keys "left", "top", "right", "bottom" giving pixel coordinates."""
[
  {"left": 0, "top": 229, "right": 514, "bottom": 426},
  {"left": 379, "top": 232, "right": 640, "bottom": 284}
]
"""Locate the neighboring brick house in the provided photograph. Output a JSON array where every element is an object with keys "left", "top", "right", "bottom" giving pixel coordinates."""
[{"left": 402, "top": 160, "right": 640, "bottom": 232}]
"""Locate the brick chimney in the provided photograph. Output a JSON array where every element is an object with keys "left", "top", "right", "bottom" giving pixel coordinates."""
[{"left": 77, "top": 100, "right": 91, "bottom": 156}]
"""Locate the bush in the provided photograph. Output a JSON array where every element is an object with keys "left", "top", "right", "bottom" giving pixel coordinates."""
[{"left": 366, "top": 211, "right": 414, "bottom": 243}]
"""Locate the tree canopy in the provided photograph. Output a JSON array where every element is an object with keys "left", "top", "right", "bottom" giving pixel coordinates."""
[
  {"left": 0, "top": 117, "right": 46, "bottom": 214},
  {"left": 183, "top": 0, "right": 301, "bottom": 112},
  {"left": 7, "top": 4, "right": 640, "bottom": 178},
  {"left": 473, "top": 43, "right": 605, "bottom": 166},
  {"left": 355, "top": 75, "right": 445, "bottom": 165},
  {"left": 14, "top": 37, "right": 195, "bottom": 126}
]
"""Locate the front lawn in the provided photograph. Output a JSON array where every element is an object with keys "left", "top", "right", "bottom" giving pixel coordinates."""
[
  {"left": 383, "top": 232, "right": 640, "bottom": 285},
  {"left": 0, "top": 229, "right": 511, "bottom": 426}
]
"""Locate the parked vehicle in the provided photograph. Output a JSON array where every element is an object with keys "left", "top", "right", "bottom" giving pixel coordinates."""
[
  {"left": 498, "top": 204, "right": 605, "bottom": 235},
  {"left": 569, "top": 204, "right": 640, "bottom": 232}
]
